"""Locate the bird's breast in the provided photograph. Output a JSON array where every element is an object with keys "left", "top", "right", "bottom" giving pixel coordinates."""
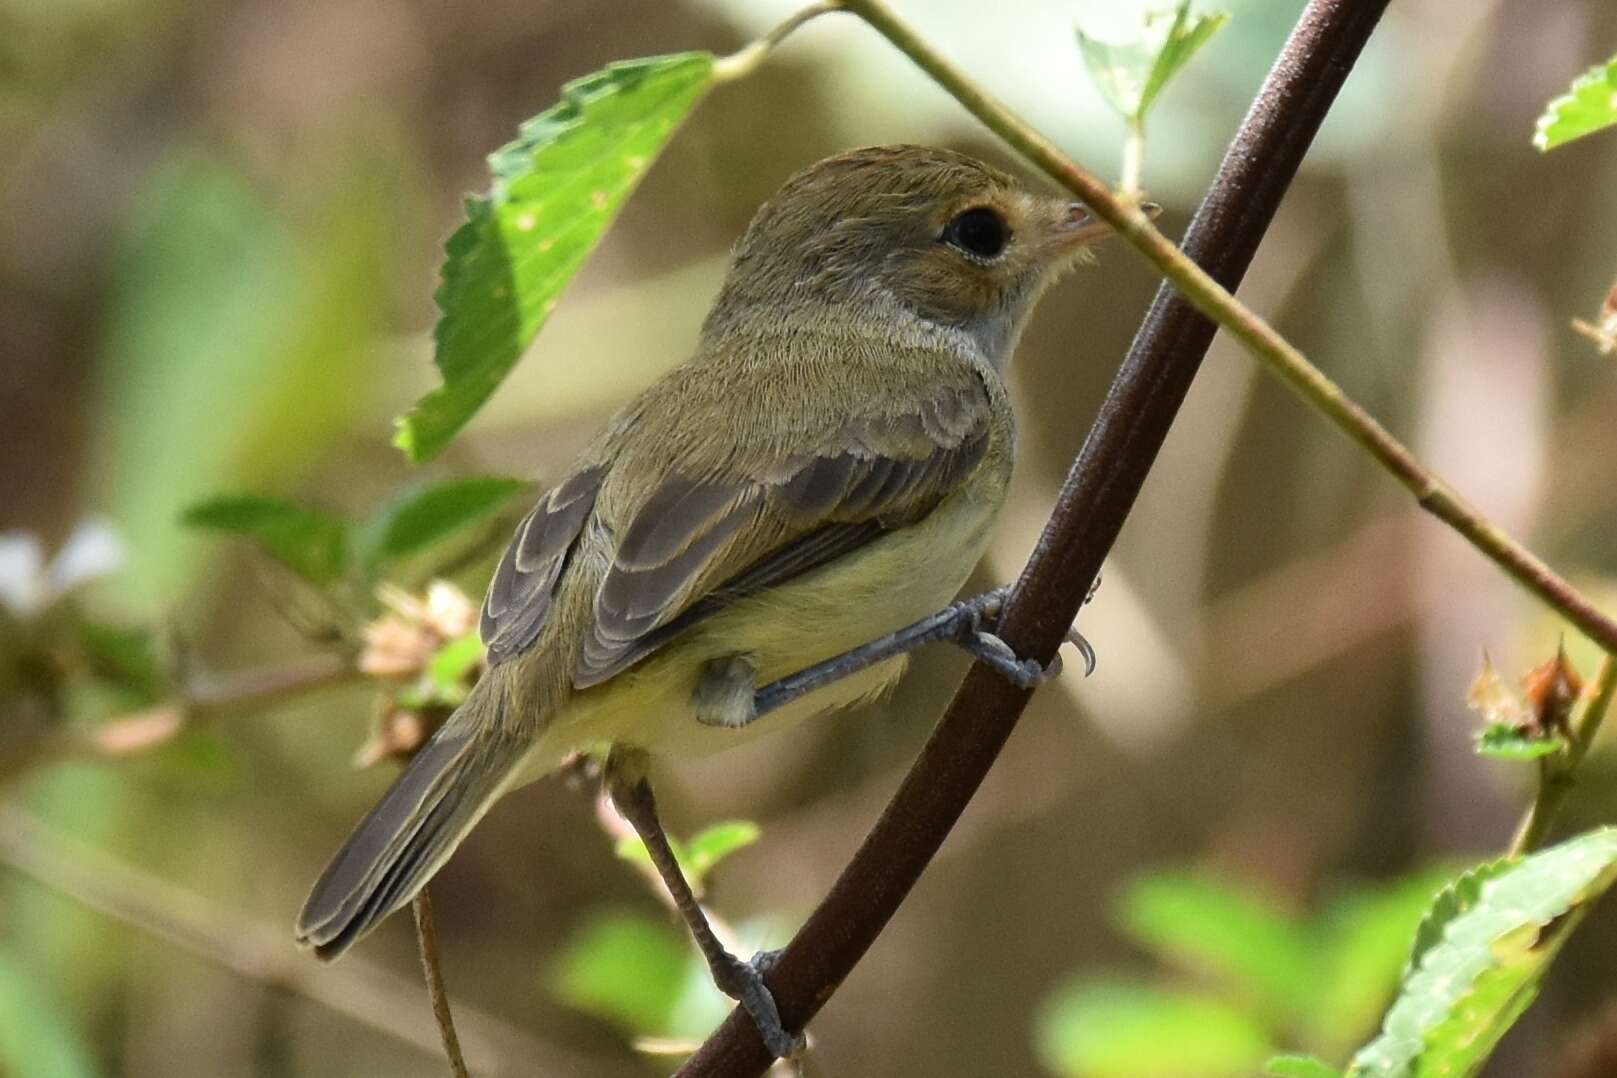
[{"left": 542, "top": 441, "right": 1012, "bottom": 761}]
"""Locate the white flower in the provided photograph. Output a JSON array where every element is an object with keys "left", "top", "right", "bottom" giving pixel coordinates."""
[{"left": 0, "top": 519, "right": 124, "bottom": 618}]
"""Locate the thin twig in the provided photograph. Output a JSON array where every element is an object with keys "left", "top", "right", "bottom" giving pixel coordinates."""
[
  {"left": 837, "top": 0, "right": 1617, "bottom": 656},
  {"left": 713, "top": 2, "right": 842, "bottom": 82},
  {"left": 0, "top": 806, "right": 617, "bottom": 1075},
  {"left": 413, "top": 890, "right": 472, "bottom": 1078},
  {"left": 1510, "top": 656, "right": 1617, "bottom": 856},
  {"left": 679, "top": 1, "right": 1390, "bottom": 1072},
  {"left": 76, "top": 652, "right": 363, "bottom": 758}
]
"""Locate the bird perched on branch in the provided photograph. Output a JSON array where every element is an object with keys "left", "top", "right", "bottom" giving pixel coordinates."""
[{"left": 298, "top": 144, "right": 1109, "bottom": 1058}]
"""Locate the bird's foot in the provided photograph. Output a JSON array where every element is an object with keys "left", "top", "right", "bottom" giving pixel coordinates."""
[
  {"left": 710, "top": 949, "right": 803, "bottom": 1059},
  {"left": 960, "top": 585, "right": 1097, "bottom": 685}
]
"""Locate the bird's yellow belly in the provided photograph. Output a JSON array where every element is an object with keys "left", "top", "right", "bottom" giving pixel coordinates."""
[{"left": 532, "top": 478, "right": 1003, "bottom": 763}]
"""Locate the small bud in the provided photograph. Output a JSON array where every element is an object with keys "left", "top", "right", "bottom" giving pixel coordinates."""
[
  {"left": 1466, "top": 654, "right": 1528, "bottom": 728},
  {"left": 358, "top": 615, "right": 434, "bottom": 679},
  {"left": 352, "top": 702, "right": 458, "bottom": 768},
  {"left": 1467, "top": 650, "right": 1575, "bottom": 760},
  {"left": 1571, "top": 279, "right": 1617, "bottom": 355},
  {"left": 1520, "top": 644, "right": 1583, "bottom": 739},
  {"left": 422, "top": 580, "right": 476, "bottom": 640}
]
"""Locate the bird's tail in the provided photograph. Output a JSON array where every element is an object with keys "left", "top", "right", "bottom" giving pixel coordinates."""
[{"left": 296, "top": 676, "right": 528, "bottom": 960}]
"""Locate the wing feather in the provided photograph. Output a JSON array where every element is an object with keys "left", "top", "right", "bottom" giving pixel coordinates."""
[{"left": 478, "top": 366, "right": 996, "bottom": 688}]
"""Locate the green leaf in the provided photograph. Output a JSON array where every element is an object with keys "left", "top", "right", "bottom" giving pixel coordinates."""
[
  {"left": 181, "top": 495, "right": 349, "bottom": 586},
  {"left": 1117, "top": 870, "right": 1317, "bottom": 1022},
  {"left": 1305, "top": 869, "right": 1455, "bottom": 1055},
  {"left": 1266, "top": 1057, "right": 1343, "bottom": 1078},
  {"left": 0, "top": 946, "right": 99, "bottom": 1078},
  {"left": 1077, "top": 3, "right": 1230, "bottom": 123},
  {"left": 1399, "top": 858, "right": 1513, "bottom": 984},
  {"left": 614, "top": 818, "right": 758, "bottom": 893},
  {"left": 1347, "top": 829, "right": 1617, "bottom": 1077},
  {"left": 1534, "top": 55, "right": 1617, "bottom": 151},
  {"left": 1475, "top": 722, "right": 1564, "bottom": 760},
  {"left": 684, "top": 820, "right": 761, "bottom": 883},
  {"left": 423, "top": 632, "right": 484, "bottom": 705},
  {"left": 548, "top": 911, "right": 688, "bottom": 1035},
  {"left": 75, "top": 620, "right": 167, "bottom": 703},
  {"left": 396, "top": 52, "right": 716, "bottom": 462},
  {"left": 1036, "top": 980, "right": 1272, "bottom": 1078},
  {"left": 360, "top": 475, "right": 528, "bottom": 568},
  {"left": 614, "top": 833, "right": 682, "bottom": 879}
]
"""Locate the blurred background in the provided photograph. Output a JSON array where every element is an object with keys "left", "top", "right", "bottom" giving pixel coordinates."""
[{"left": 4, "top": 0, "right": 1617, "bottom": 1074}]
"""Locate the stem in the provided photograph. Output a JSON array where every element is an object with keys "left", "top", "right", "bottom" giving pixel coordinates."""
[
  {"left": 841, "top": 0, "right": 1617, "bottom": 656},
  {"left": 77, "top": 652, "right": 363, "bottom": 757},
  {"left": 713, "top": 1, "right": 843, "bottom": 82},
  {"left": 1510, "top": 656, "right": 1617, "bottom": 856},
  {"left": 413, "top": 890, "right": 471, "bottom": 1078},
  {"left": 679, "top": 1, "right": 1390, "bottom": 1071},
  {"left": 1121, "top": 116, "right": 1145, "bottom": 200}
]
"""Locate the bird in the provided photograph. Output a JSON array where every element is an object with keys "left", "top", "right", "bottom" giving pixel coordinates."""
[{"left": 297, "top": 144, "right": 1111, "bottom": 1058}]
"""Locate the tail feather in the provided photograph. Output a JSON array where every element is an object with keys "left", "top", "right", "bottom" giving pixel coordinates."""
[{"left": 297, "top": 688, "right": 527, "bottom": 960}]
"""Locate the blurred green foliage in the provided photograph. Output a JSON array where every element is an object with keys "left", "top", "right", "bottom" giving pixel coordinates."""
[
  {"left": 1038, "top": 864, "right": 1450, "bottom": 1077},
  {"left": 550, "top": 819, "right": 770, "bottom": 1053},
  {"left": 0, "top": 944, "right": 98, "bottom": 1078},
  {"left": 182, "top": 475, "right": 528, "bottom": 593},
  {"left": 1041, "top": 830, "right": 1617, "bottom": 1078},
  {"left": 614, "top": 819, "right": 762, "bottom": 896}
]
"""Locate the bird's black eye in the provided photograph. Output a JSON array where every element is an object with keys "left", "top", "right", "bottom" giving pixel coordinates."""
[{"left": 941, "top": 207, "right": 1010, "bottom": 260}]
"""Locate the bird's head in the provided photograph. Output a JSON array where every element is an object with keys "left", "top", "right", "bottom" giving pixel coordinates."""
[{"left": 705, "top": 145, "right": 1115, "bottom": 365}]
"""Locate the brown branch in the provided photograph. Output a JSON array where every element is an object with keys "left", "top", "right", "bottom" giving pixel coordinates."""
[
  {"left": 413, "top": 889, "right": 472, "bottom": 1078},
  {"left": 677, "top": 0, "right": 1392, "bottom": 1071},
  {"left": 77, "top": 652, "right": 362, "bottom": 757}
]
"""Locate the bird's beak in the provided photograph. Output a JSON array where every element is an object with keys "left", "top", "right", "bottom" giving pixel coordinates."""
[{"left": 1056, "top": 200, "right": 1162, "bottom": 246}]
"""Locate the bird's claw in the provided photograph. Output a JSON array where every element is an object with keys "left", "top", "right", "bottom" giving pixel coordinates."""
[
  {"left": 960, "top": 586, "right": 1098, "bottom": 684},
  {"left": 712, "top": 950, "right": 803, "bottom": 1059}
]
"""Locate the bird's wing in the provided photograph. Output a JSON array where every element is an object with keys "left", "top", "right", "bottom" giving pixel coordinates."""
[
  {"left": 479, "top": 362, "right": 995, "bottom": 686},
  {"left": 480, "top": 465, "right": 606, "bottom": 664}
]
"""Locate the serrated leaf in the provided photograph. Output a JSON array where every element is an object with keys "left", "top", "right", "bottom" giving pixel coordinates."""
[
  {"left": 181, "top": 496, "right": 349, "bottom": 585},
  {"left": 1077, "top": 3, "right": 1229, "bottom": 123},
  {"left": 1306, "top": 868, "right": 1455, "bottom": 1055},
  {"left": 1534, "top": 55, "right": 1617, "bottom": 151},
  {"left": 396, "top": 52, "right": 716, "bottom": 462},
  {"left": 360, "top": 475, "right": 528, "bottom": 568},
  {"left": 1401, "top": 859, "right": 1513, "bottom": 982},
  {"left": 548, "top": 911, "right": 688, "bottom": 1035},
  {"left": 1347, "top": 829, "right": 1617, "bottom": 1077},
  {"left": 1266, "top": 1056, "right": 1342, "bottom": 1078},
  {"left": 1117, "top": 871, "right": 1317, "bottom": 1022},
  {"left": 1036, "top": 980, "right": 1272, "bottom": 1078},
  {"left": 684, "top": 820, "right": 761, "bottom": 882},
  {"left": 1475, "top": 722, "right": 1563, "bottom": 760}
]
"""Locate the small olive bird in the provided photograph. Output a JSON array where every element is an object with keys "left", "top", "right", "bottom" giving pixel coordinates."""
[{"left": 298, "top": 145, "right": 1108, "bottom": 1057}]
